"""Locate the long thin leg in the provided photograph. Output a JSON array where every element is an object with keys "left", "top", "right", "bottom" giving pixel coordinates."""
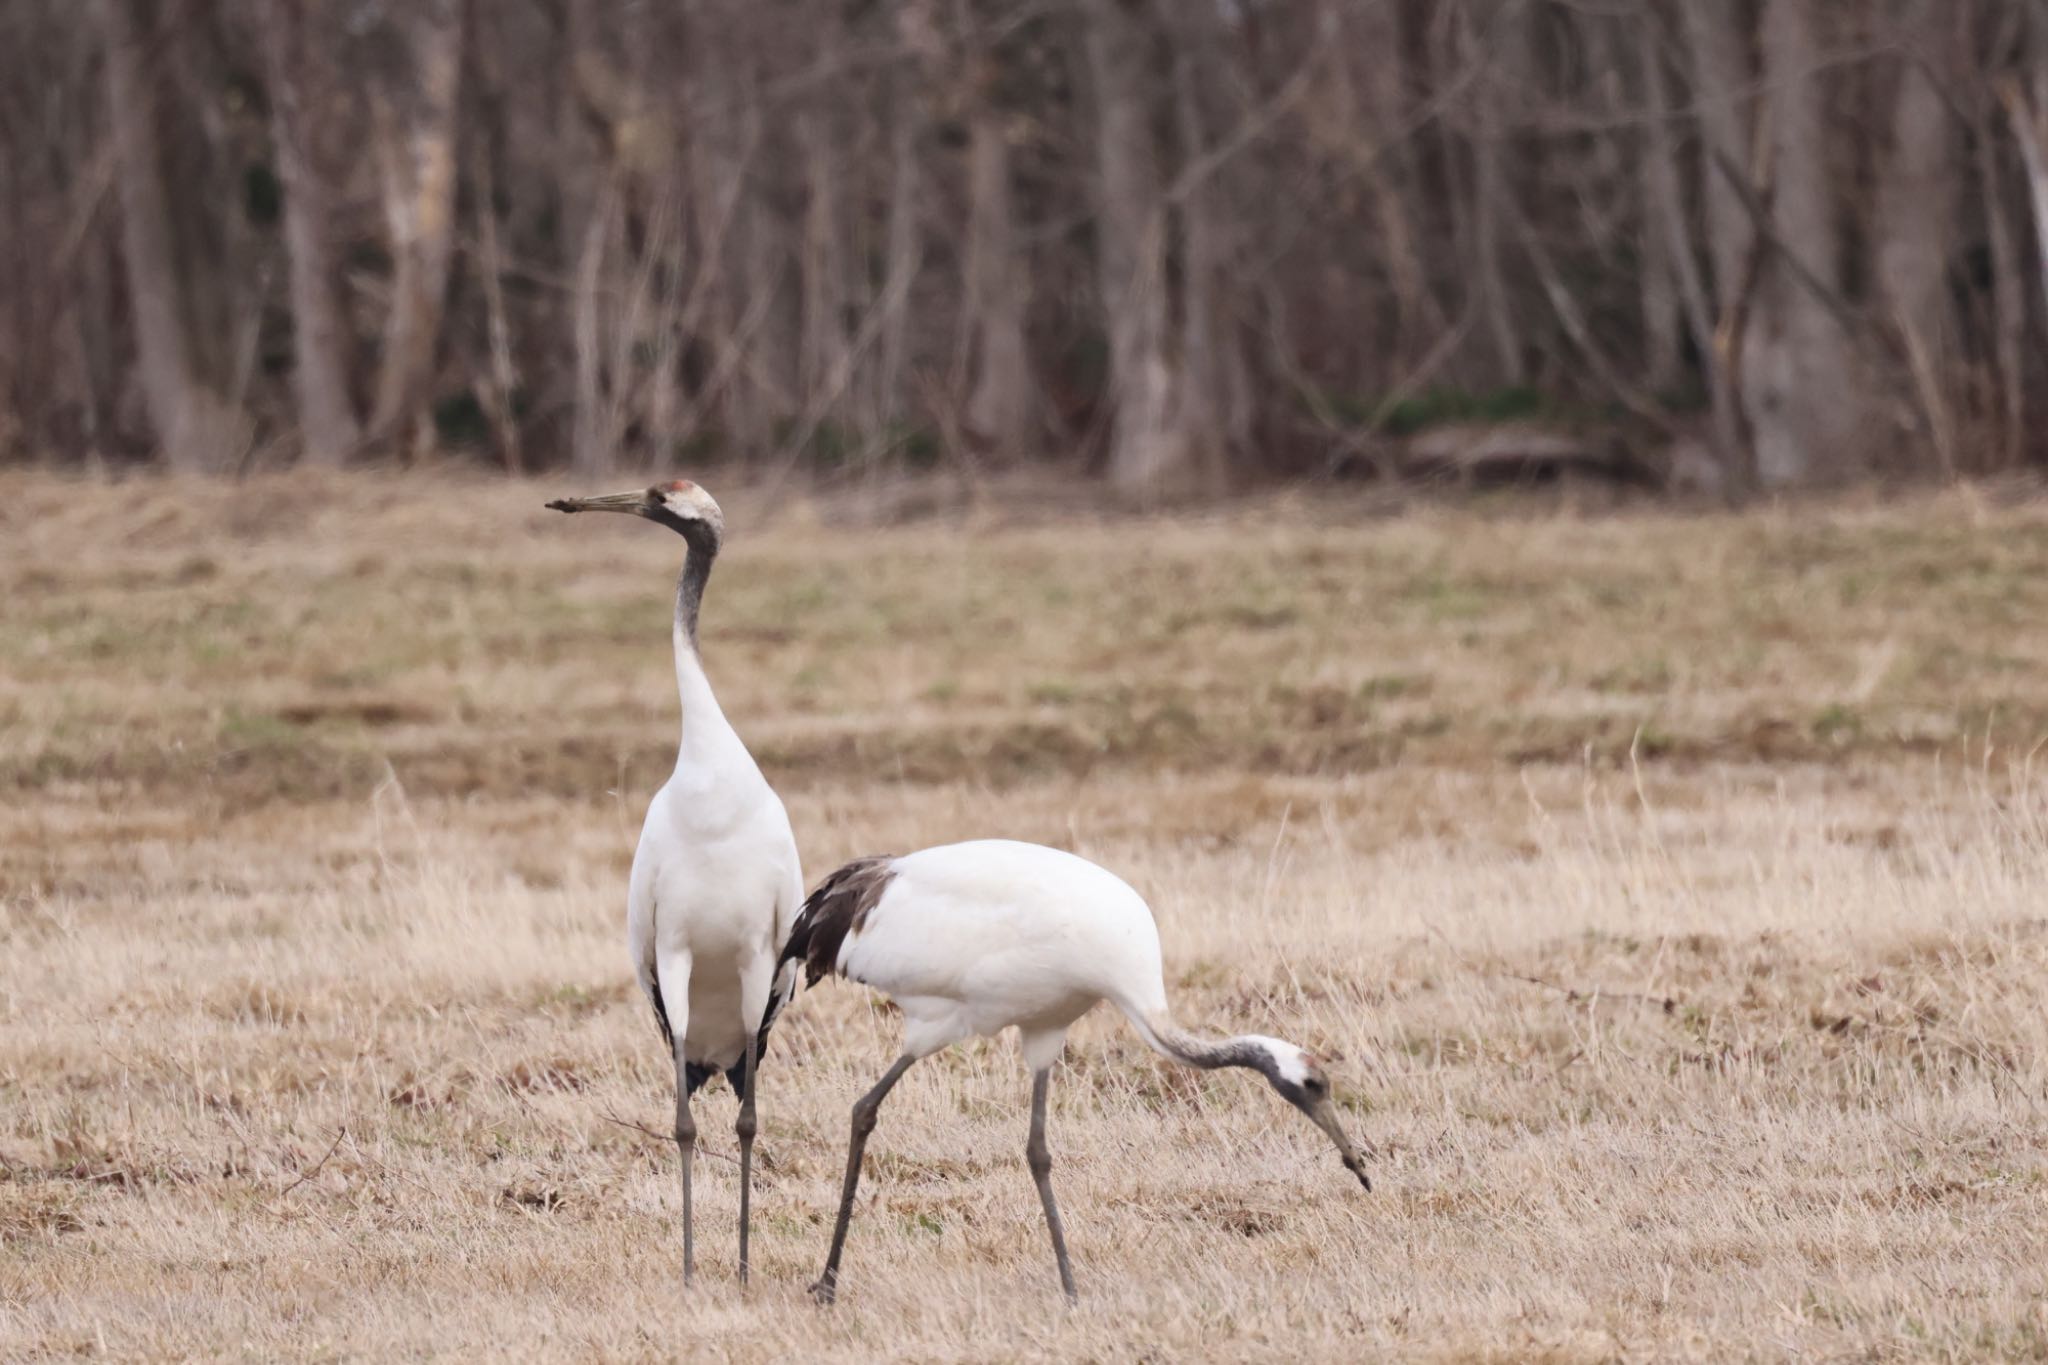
[
  {"left": 672, "top": 1045, "right": 697, "bottom": 1285},
  {"left": 735, "top": 1032, "right": 758, "bottom": 1287},
  {"left": 1027, "top": 1067, "right": 1078, "bottom": 1303},
  {"left": 811, "top": 1053, "right": 919, "bottom": 1305}
]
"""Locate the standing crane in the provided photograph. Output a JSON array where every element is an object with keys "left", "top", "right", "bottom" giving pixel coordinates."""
[
  {"left": 547, "top": 480, "right": 801, "bottom": 1287},
  {"left": 768, "top": 838, "right": 1371, "bottom": 1304}
]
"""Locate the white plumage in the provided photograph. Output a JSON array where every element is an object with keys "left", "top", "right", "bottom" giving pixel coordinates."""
[
  {"left": 626, "top": 687, "right": 801, "bottom": 1085},
  {"left": 834, "top": 841, "right": 1170, "bottom": 1069},
  {"left": 549, "top": 479, "right": 800, "bottom": 1287},
  {"left": 778, "top": 838, "right": 1370, "bottom": 1303}
]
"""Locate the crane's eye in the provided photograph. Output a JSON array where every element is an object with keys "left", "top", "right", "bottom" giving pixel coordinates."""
[{"left": 1303, "top": 1075, "right": 1326, "bottom": 1097}]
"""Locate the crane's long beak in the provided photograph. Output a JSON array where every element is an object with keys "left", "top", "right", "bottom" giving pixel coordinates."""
[
  {"left": 546, "top": 489, "right": 648, "bottom": 515},
  {"left": 1306, "top": 1097, "right": 1373, "bottom": 1192}
]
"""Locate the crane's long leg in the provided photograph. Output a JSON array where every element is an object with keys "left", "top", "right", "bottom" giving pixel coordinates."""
[
  {"left": 1026, "top": 1067, "right": 1078, "bottom": 1303},
  {"left": 735, "top": 1031, "right": 758, "bottom": 1287},
  {"left": 671, "top": 1041, "right": 697, "bottom": 1286},
  {"left": 811, "top": 1053, "right": 919, "bottom": 1305}
]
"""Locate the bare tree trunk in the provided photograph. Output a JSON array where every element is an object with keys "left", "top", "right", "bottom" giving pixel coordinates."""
[
  {"left": 799, "top": 109, "right": 850, "bottom": 432},
  {"left": 1979, "top": 93, "right": 2027, "bottom": 470},
  {"left": 75, "top": 235, "right": 122, "bottom": 458},
  {"left": 1635, "top": 183, "right": 1681, "bottom": 395},
  {"left": 558, "top": 0, "right": 615, "bottom": 475},
  {"left": 640, "top": 193, "right": 689, "bottom": 466},
  {"left": 1467, "top": 1, "right": 1525, "bottom": 387},
  {"left": 2000, "top": 70, "right": 2048, "bottom": 328},
  {"left": 1324, "top": 0, "right": 1438, "bottom": 361},
  {"left": 1173, "top": 28, "right": 1247, "bottom": 479},
  {"left": 1743, "top": 0, "right": 1867, "bottom": 487},
  {"left": 259, "top": 2, "right": 360, "bottom": 467},
  {"left": 678, "top": 8, "right": 780, "bottom": 456},
  {"left": 1681, "top": 4, "right": 1756, "bottom": 323},
  {"left": 1999, "top": 48, "right": 2048, "bottom": 472},
  {"left": 1877, "top": 0, "right": 1958, "bottom": 476},
  {"left": 869, "top": 3, "right": 933, "bottom": 438},
  {"left": 1638, "top": 8, "right": 1741, "bottom": 471},
  {"left": 571, "top": 180, "right": 616, "bottom": 476},
  {"left": 367, "top": 0, "right": 465, "bottom": 454},
  {"left": 688, "top": 77, "right": 751, "bottom": 450},
  {"left": 740, "top": 134, "right": 799, "bottom": 453},
  {"left": 622, "top": 1, "right": 686, "bottom": 469},
  {"left": 92, "top": 0, "right": 243, "bottom": 472},
  {"left": 1677, "top": 1, "right": 1766, "bottom": 490},
  {"left": 468, "top": 107, "right": 523, "bottom": 473},
  {"left": 1083, "top": 0, "right": 1205, "bottom": 503},
  {"left": 1608, "top": 16, "right": 1678, "bottom": 395},
  {"left": 960, "top": 91, "right": 1034, "bottom": 459},
  {"left": 0, "top": 94, "right": 39, "bottom": 456}
]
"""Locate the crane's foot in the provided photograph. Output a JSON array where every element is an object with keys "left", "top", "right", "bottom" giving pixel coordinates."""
[{"left": 808, "top": 1276, "right": 837, "bottom": 1306}]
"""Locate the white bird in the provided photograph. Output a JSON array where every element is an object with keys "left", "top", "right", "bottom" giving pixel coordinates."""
[
  {"left": 769, "top": 838, "right": 1371, "bottom": 1303},
  {"left": 547, "top": 480, "right": 801, "bottom": 1286}
]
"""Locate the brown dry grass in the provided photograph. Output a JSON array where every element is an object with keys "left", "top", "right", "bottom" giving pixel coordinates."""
[{"left": 3, "top": 470, "right": 2047, "bottom": 1362}]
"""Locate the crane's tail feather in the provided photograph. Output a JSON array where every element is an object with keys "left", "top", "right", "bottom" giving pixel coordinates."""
[
  {"left": 647, "top": 967, "right": 675, "bottom": 1049},
  {"left": 753, "top": 854, "right": 899, "bottom": 1055},
  {"left": 749, "top": 955, "right": 802, "bottom": 1062}
]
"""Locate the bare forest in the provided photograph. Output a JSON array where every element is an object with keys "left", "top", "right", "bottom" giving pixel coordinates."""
[{"left": 7, "top": 1, "right": 2048, "bottom": 498}]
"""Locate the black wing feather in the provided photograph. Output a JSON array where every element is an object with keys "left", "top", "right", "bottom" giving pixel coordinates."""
[{"left": 752, "top": 854, "right": 898, "bottom": 1056}]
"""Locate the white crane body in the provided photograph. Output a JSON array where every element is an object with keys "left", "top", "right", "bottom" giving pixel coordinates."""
[
  {"left": 631, "top": 771, "right": 800, "bottom": 1078},
  {"left": 831, "top": 840, "right": 1167, "bottom": 1070},
  {"left": 548, "top": 479, "right": 798, "bottom": 1286},
  {"left": 774, "top": 838, "right": 1369, "bottom": 1303}
]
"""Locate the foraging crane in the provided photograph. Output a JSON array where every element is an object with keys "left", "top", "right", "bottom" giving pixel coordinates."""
[
  {"left": 768, "top": 839, "right": 1371, "bottom": 1304},
  {"left": 546, "top": 480, "right": 801, "bottom": 1287}
]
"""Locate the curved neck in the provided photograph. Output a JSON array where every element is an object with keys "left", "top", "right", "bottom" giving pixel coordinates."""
[
  {"left": 670, "top": 522, "right": 719, "bottom": 650},
  {"left": 659, "top": 519, "right": 746, "bottom": 771},
  {"left": 1134, "top": 1012, "right": 1278, "bottom": 1079}
]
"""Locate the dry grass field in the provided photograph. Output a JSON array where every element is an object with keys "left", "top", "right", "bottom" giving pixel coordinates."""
[{"left": 4, "top": 470, "right": 2048, "bottom": 1362}]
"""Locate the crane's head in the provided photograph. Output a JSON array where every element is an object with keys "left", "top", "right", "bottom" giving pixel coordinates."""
[
  {"left": 546, "top": 479, "right": 724, "bottom": 549},
  {"left": 1246, "top": 1037, "right": 1373, "bottom": 1192}
]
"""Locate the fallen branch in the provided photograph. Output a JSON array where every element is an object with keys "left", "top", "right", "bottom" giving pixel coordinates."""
[
  {"left": 278, "top": 1127, "right": 346, "bottom": 1198},
  {"left": 598, "top": 1109, "right": 750, "bottom": 1168},
  {"left": 600, "top": 1110, "right": 671, "bottom": 1144},
  {"left": 1505, "top": 973, "right": 1677, "bottom": 1015},
  {"left": 343, "top": 1129, "right": 434, "bottom": 1198}
]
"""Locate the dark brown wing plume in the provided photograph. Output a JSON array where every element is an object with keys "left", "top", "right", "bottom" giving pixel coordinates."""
[
  {"left": 753, "top": 854, "right": 898, "bottom": 1058},
  {"left": 783, "top": 855, "right": 898, "bottom": 987}
]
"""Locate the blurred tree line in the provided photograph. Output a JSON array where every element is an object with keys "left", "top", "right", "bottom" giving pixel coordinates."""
[{"left": 4, "top": 0, "right": 2048, "bottom": 499}]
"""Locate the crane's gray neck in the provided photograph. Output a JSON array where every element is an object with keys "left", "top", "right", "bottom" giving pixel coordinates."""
[
  {"left": 1147, "top": 1017, "right": 1278, "bottom": 1078},
  {"left": 658, "top": 517, "right": 721, "bottom": 650},
  {"left": 1189, "top": 1037, "right": 1280, "bottom": 1077}
]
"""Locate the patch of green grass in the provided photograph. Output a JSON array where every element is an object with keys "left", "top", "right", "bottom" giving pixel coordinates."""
[
  {"left": 1219, "top": 601, "right": 1300, "bottom": 631},
  {"left": 1590, "top": 655, "right": 1673, "bottom": 695},
  {"left": 1359, "top": 673, "right": 1431, "bottom": 702},
  {"left": 218, "top": 708, "right": 304, "bottom": 749},
  {"left": 1811, "top": 704, "right": 1863, "bottom": 746},
  {"left": 1402, "top": 571, "right": 1494, "bottom": 622},
  {"left": 1027, "top": 680, "right": 1078, "bottom": 706},
  {"left": 1316, "top": 384, "right": 1554, "bottom": 436}
]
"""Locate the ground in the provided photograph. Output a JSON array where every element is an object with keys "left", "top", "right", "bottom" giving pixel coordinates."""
[{"left": 3, "top": 470, "right": 2046, "bottom": 1362}]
